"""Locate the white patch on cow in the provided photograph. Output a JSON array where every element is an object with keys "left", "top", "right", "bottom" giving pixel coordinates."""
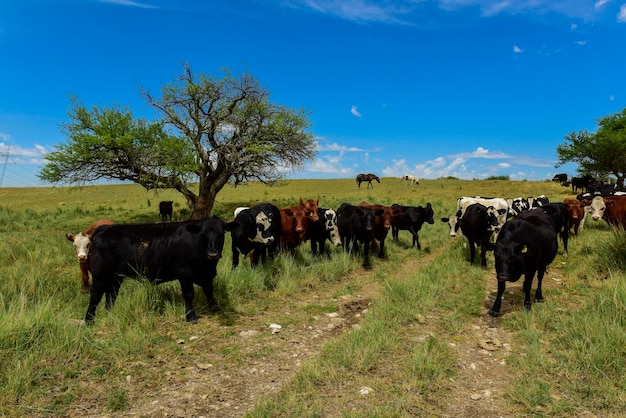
[
  {"left": 584, "top": 196, "right": 606, "bottom": 223},
  {"left": 250, "top": 212, "right": 273, "bottom": 244},
  {"left": 234, "top": 206, "right": 249, "bottom": 218},
  {"left": 446, "top": 215, "right": 459, "bottom": 237}
]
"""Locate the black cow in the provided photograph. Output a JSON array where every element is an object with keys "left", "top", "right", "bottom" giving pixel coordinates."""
[
  {"left": 540, "top": 203, "right": 570, "bottom": 256},
  {"left": 458, "top": 203, "right": 500, "bottom": 267},
  {"left": 304, "top": 208, "right": 342, "bottom": 256},
  {"left": 552, "top": 173, "right": 568, "bottom": 183},
  {"left": 390, "top": 203, "right": 435, "bottom": 249},
  {"left": 485, "top": 209, "right": 558, "bottom": 317},
  {"left": 571, "top": 175, "right": 594, "bottom": 194},
  {"left": 336, "top": 203, "right": 383, "bottom": 269},
  {"left": 254, "top": 203, "right": 282, "bottom": 261},
  {"left": 231, "top": 204, "right": 279, "bottom": 269},
  {"left": 159, "top": 201, "right": 173, "bottom": 221},
  {"left": 85, "top": 217, "right": 236, "bottom": 324}
]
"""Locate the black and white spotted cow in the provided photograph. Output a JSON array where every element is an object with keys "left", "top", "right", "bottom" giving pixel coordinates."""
[{"left": 442, "top": 196, "right": 508, "bottom": 238}]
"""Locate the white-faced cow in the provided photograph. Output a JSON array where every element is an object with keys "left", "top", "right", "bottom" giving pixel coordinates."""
[
  {"left": 65, "top": 219, "right": 115, "bottom": 293},
  {"left": 304, "top": 207, "right": 342, "bottom": 256},
  {"left": 391, "top": 203, "right": 435, "bottom": 250},
  {"left": 578, "top": 195, "right": 607, "bottom": 231},
  {"left": 486, "top": 209, "right": 558, "bottom": 317},
  {"left": 336, "top": 203, "right": 383, "bottom": 269},
  {"left": 231, "top": 204, "right": 280, "bottom": 269},
  {"left": 85, "top": 217, "right": 236, "bottom": 324}
]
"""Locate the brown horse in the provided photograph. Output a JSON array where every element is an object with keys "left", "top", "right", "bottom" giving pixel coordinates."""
[{"left": 356, "top": 173, "right": 380, "bottom": 189}]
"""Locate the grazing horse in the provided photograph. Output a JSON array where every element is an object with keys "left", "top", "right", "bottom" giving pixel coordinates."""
[{"left": 356, "top": 173, "right": 380, "bottom": 189}]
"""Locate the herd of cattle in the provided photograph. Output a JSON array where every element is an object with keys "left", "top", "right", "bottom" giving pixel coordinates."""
[{"left": 65, "top": 184, "right": 626, "bottom": 324}]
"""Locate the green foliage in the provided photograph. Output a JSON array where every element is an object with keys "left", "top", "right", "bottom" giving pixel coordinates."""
[
  {"left": 557, "top": 107, "right": 626, "bottom": 186},
  {"left": 485, "top": 175, "right": 510, "bottom": 180}
]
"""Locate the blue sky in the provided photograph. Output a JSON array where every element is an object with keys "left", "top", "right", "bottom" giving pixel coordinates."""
[{"left": 1, "top": 0, "right": 626, "bottom": 187}]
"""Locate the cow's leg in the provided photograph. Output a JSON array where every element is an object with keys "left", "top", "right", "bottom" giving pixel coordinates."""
[
  {"left": 535, "top": 267, "right": 545, "bottom": 303},
  {"left": 561, "top": 230, "right": 569, "bottom": 256},
  {"left": 522, "top": 270, "right": 536, "bottom": 311},
  {"left": 412, "top": 230, "right": 421, "bottom": 249},
  {"left": 105, "top": 275, "right": 124, "bottom": 311},
  {"left": 85, "top": 274, "right": 110, "bottom": 324},
  {"left": 480, "top": 245, "right": 488, "bottom": 267},
  {"left": 251, "top": 248, "right": 261, "bottom": 268},
  {"left": 80, "top": 263, "right": 90, "bottom": 294},
  {"left": 377, "top": 238, "right": 385, "bottom": 258},
  {"left": 468, "top": 241, "right": 476, "bottom": 264},
  {"left": 179, "top": 280, "right": 199, "bottom": 323},
  {"left": 231, "top": 244, "right": 240, "bottom": 269},
  {"left": 488, "top": 280, "right": 506, "bottom": 317},
  {"left": 362, "top": 240, "right": 372, "bottom": 270}
]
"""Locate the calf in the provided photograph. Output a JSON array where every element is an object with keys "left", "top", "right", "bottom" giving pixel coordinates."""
[
  {"left": 336, "top": 203, "right": 383, "bottom": 269},
  {"left": 563, "top": 198, "right": 585, "bottom": 235},
  {"left": 391, "top": 203, "right": 435, "bottom": 249},
  {"left": 231, "top": 204, "right": 279, "bottom": 269},
  {"left": 458, "top": 203, "right": 500, "bottom": 267},
  {"left": 65, "top": 219, "right": 115, "bottom": 293},
  {"left": 304, "top": 208, "right": 342, "bottom": 256},
  {"left": 159, "top": 200, "right": 173, "bottom": 221},
  {"left": 486, "top": 209, "right": 558, "bottom": 317},
  {"left": 85, "top": 217, "right": 236, "bottom": 324},
  {"left": 359, "top": 202, "right": 394, "bottom": 258},
  {"left": 540, "top": 203, "right": 570, "bottom": 256}
]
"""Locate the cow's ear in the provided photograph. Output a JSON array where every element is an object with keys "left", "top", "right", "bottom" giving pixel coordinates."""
[
  {"left": 441, "top": 217, "right": 449, "bottom": 223},
  {"left": 65, "top": 233, "right": 75, "bottom": 242},
  {"left": 283, "top": 208, "right": 294, "bottom": 217},
  {"left": 225, "top": 221, "right": 239, "bottom": 231}
]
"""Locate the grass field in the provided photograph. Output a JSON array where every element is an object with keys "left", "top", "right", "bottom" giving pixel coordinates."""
[{"left": 1, "top": 178, "right": 625, "bottom": 417}]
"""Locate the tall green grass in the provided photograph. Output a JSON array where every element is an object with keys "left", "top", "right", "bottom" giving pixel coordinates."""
[{"left": 2, "top": 179, "right": 624, "bottom": 416}]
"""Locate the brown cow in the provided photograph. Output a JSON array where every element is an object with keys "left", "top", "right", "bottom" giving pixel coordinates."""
[
  {"left": 280, "top": 205, "right": 313, "bottom": 252},
  {"left": 65, "top": 219, "right": 115, "bottom": 293},
  {"left": 602, "top": 196, "right": 626, "bottom": 228},
  {"left": 563, "top": 198, "right": 586, "bottom": 235},
  {"left": 359, "top": 202, "right": 394, "bottom": 258}
]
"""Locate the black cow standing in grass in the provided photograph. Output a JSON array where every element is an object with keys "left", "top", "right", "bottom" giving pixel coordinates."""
[
  {"left": 458, "top": 203, "right": 500, "bottom": 267},
  {"left": 337, "top": 203, "right": 383, "bottom": 269},
  {"left": 85, "top": 216, "right": 237, "bottom": 324},
  {"left": 391, "top": 203, "right": 435, "bottom": 249},
  {"left": 159, "top": 200, "right": 173, "bottom": 221},
  {"left": 485, "top": 209, "right": 558, "bottom": 317}
]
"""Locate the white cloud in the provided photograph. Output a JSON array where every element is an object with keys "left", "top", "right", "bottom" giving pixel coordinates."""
[
  {"left": 513, "top": 45, "right": 523, "bottom": 53},
  {"left": 315, "top": 139, "right": 365, "bottom": 152},
  {"left": 351, "top": 105, "right": 362, "bottom": 117},
  {"left": 575, "top": 40, "right": 587, "bottom": 46},
  {"left": 98, "top": 0, "right": 157, "bottom": 9},
  {"left": 610, "top": 95, "right": 615, "bottom": 101},
  {"left": 595, "top": 0, "right": 611, "bottom": 10},
  {"left": 619, "top": 4, "right": 626, "bottom": 22},
  {"left": 499, "top": 162, "right": 511, "bottom": 168}
]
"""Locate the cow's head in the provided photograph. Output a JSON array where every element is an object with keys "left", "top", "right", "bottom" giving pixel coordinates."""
[
  {"left": 202, "top": 217, "right": 237, "bottom": 261},
  {"left": 582, "top": 196, "right": 606, "bottom": 221},
  {"left": 323, "top": 209, "right": 342, "bottom": 247},
  {"left": 423, "top": 203, "right": 435, "bottom": 224},
  {"left": 485, "top": 206, "right": 503, "bottom": 232},
  {"left": 493, "top": 240, "right": 526, "bottom": 283},
  {"left": 300, "top": 198, "right": 320, "bottom": 222},
  {"left": 252, "top": 211, "right": 274, "bottom": 245},
  {"left": 441, "top": 215, "right": 460, "bottom": 237},
  {"left": 66, "top": 232, "right": 91, "bottom": 263}
]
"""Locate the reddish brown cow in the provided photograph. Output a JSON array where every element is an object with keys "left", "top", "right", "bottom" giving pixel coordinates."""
[
  {"left": 563, "top": 198, "right": 586, "bottom": 235},
  {"left": 602, "top": 196, "right": 626, "bottom": 228},
  {"left": 65, "top": 219, "right": 115, "bottom": 293},
  {"left": 280, "top": 205, "right": 313, "bottom": 252},
  {"left": 299, "top": 198, "right": 320, "bottom": 222},
  {"left": 359, "top": 202, "right": 394, "bottom": 258}
]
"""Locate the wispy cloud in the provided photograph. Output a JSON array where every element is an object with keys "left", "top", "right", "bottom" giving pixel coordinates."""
[
  {"left": 315, "top": 139, "right": 365, "bottom": 152},
  {"left": 513, "top": 44, "right": 523, "bottom": 53},
  {"left": 98, "top": 0, "right": 158, "bottom": 9},
  {"left": 619, "top": 4, "right": 626, "bottom": 22},
  {"left": 350, "top": 105, "right": 362, "bottom": 117},
  {"left": 291, "top": 1, "right": 616, "bottom": 24}
]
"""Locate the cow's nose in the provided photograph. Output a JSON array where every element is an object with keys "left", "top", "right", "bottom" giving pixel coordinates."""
[
  {"left": 207, "top": 252, "right": 222, "bottom": 261},
  {"left": 78, "top": 255, "right": 88, "bottom": 262}
]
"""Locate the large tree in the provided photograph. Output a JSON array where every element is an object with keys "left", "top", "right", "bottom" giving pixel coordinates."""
[
  {"left": 40, "top": 65, "right": 317, "bottom": 218},
  {"left": 556, "top": 107, "right": 626, "bottom": 188}
]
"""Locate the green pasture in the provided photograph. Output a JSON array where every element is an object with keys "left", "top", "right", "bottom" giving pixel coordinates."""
[{"left": 1, "top": 178, "right": 625, "bottom": 416}]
